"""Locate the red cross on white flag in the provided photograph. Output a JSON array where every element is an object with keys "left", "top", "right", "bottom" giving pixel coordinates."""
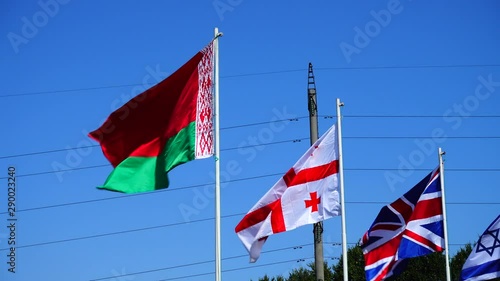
[
  {"left": 305, "top": 192, "right": 321, "bottom": 212},
  {"left": 235, "top": 123, "right": 342, "bottom": 262}
]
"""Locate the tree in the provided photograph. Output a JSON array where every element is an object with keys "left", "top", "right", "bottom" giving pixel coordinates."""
[
  {"left": 450, "top": 243, "right": 472, "bottom": 281},
  {"left": 331, "top": 244, "right": 366, "bottom": 281},
  {"left": 287, "top": 264, "right": 315, "bottom": 281},
  {"left": 286, "top": 261, "right": 334, "bottom": 281},
  {"left": 255, "top": 243, "right": 498, "bottom": 281},
  {"left": 257, "top": 274, "right": 285, "bottom": 281},
  {"left": 256, "top": 261, "right": 333, "bottom": 281}
]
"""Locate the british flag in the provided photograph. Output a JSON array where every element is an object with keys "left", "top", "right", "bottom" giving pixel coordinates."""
[{"left": 360, "top": 167, "right": 445, "bottom": 281}]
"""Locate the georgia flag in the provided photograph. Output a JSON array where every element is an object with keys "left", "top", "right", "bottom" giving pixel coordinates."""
[{"left": 235, "top": 123, "right": 342, "bottom": 262}]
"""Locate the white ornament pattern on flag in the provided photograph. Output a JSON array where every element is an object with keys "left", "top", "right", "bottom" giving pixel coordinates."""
[{"left": 195, "top": 42, "right": 214, "bottom": 159}]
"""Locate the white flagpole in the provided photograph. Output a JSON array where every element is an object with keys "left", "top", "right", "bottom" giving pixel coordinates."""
[
  {"left": 336, "top": 98, "right": 348, "bottom": 281},
  {"left": 214, "top": 27, "right": 223, "bottom": 281},
  {"left": 438, "top": 147, "right": 451, "bottom": 281}
]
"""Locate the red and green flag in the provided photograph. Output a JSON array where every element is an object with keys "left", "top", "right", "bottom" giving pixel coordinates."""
[{"left": 89, "top": 42, "right": 214, "bottom": 193}]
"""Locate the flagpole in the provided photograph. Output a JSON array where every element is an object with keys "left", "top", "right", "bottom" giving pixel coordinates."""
[
  {"left": 214, "top": 27, "right": 223, "bottom": 281},
  {"left": 438, "top": 147, "right": 451, "bottom": 281},
  {"left": 336, "top": 98, "right": 348, "bottom": 281}
]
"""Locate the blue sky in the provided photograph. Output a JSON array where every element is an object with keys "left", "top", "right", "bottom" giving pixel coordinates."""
[{"left": 1, "top": 1, "right": 499, "bottom": 280}]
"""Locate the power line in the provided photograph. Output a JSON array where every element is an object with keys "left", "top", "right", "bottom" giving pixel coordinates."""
[
  {"left": 4, "top": 171, "right": 498, "bottom": 215},
  {"left": 2, "top": 133, "right": 498, "bottom": 160},
  {"left": 1, "top": 177, "right": 498, "bottom": 215},
  {"left": 0, "top": 117, "right": 307, "bottom": 159},
  {"left": 346, "top": 168, "right": 500, "bottom": 172},
  {"left": 2, "top": 162, "right": 499, "bottom": 181},
  {"left": 0, "top": 145, "right": 99, "bottom": 160},
  {"left": 0, "top": 129, "right": 307, "bottom": 161},
  {"left": 152, "top": 234, "right": 486, "bottom": 281},
  {"left": 2, "top": 64, "right": 499, "bottom": 99},
  {"left": 1, "top": 199, "right": 497, "bottom": 252},
  {"left": 221, "top": 117, "right": 303, "bottom": 130},
  {"left": 0, "top": 172, "right": 285, "bottom": 215},
  {"left": 90, "top": 244, "right": 313, "bottom": 281},
  {"left": 316, "top": 64, "right": 500, "bottom": 71},
  {"left": 1, "top": 114, "right": 498, "bottom": 160},
  {"left": 0, "top": 83, "right": 142, "bottom": 98},
  {"left": 346, "top": 201, "right": 500, "bottom": 205},
  {"left": 161, "top": 258, "right": 315, "bottom": 281},
  {"left": 322, "top": 115, "right": 500, "bottom": 118},
  {"left": 0, "top": 164, "right": 496, "bottom": 215},
  {"left": 156, "top": 258, "right": 313, "bottom": 281},
  {"left": 0, "top": 213, "right": 244, "bottom": 252},
  {"left": 344, "top": 136, "right": 500, "bottom": 139},
  {"left": 0, "top": 164, "right": 109, "bottom": 179},
  {"left": 93, "top": 240, "right": 476, "bottom": 281}
]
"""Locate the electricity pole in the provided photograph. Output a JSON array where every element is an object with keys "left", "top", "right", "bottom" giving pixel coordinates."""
[{"left": 307, "top": 62, "right": 324, "bottom": 281}]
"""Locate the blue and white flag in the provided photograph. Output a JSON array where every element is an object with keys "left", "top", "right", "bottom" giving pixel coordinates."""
[{"left": 461, "top": 214, "right": 500, "bottom": 281}]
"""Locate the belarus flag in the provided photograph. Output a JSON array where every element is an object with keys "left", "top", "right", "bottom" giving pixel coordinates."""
[
  {"left": 89, "top": 42, "right": 214, "bottom": 194},
  {"left": 235, "top": 124, "right": 342, "bottom": 262}
]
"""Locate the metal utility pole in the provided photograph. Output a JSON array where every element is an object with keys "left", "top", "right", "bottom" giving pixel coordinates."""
[{"left": 307, "top": 62, "right": 324, "bottom": 281}]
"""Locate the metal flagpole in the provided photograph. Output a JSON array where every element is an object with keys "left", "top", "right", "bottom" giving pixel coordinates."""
[
  {"left": 336, "top": 98, "right": 348, "bottom": 281},
  {"left": 214, "top": 27, "right": 223, "bottom": 281},
  {"left": 438, "top": 147, "right": 451, "bottom": 281}
]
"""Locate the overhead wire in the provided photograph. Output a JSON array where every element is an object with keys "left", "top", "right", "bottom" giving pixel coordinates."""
[
  {"left": 1, "top": 162, "right": 499, "bottom": 181},
  {"left": 0, "top": 117, "right": 308, "bottom": 160},
  {"left": 0, "top": 198, "right": 496, "bottom": 252},
  {"left": 90, "top": 243, "right": 315, "bottom": 281},
  {"left": 1, "top": 78, "right": 498, "bottom": 267},
  {"left": 1, "top": 167, "right": 499, "bottom": 216},
  {"left": 2, "top": 133, "right": 499, "bottom": 160},
  {"left": 2, "top": 63, "right": 500, "bottom": 99},
  {"left": 0, "top": 213, "right": 244, "bottom": 251},
  {"left": 3, "top": 62, "right": 499, "bottom": 280},
  {"left": 0, "top": 172, "right": 285, "bottom": 215},
  {"left": 156, "top": 257, "right": 315, "bottom": 281},
  {"left": 95, "top": 236, "right": 481, "bottom": 281}
]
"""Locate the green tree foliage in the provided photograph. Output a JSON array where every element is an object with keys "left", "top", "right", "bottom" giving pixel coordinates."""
[
  {"left": 257, "top": 261, "right": 334, "bottom": 281},
  {"left": 331, "top": 244, "right": 366, "bottom": 281},
  {"left": 450, "top": 243, "right": 472, "bottom": 281},
  {"left": 287, "top": 264, "right": 315, "bottom": 281},
  {"left": 256, "top": 274, "right": 286, "bottom": 281},
  {"left": 255, "top": 243, "right": 491, "bottom": 281}
]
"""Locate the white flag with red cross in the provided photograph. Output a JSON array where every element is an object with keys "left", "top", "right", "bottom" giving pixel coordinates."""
[{"left": 235, "top": 123, "right": 342, "bottom": 262}]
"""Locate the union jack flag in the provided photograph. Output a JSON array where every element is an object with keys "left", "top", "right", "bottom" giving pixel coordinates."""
[{"left": 361, "top": 167, "right": 445, "bottom": 281}]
